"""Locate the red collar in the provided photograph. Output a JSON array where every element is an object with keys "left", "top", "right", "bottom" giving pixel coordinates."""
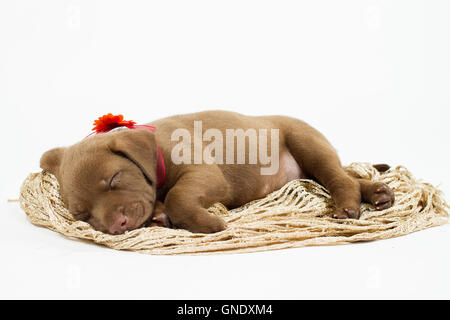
[{"left": 85, "top": 124, "right": 166, "bottom": 189}]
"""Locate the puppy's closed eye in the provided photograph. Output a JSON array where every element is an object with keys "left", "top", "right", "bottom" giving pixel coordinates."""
[
  {"left": 109, "top": 172, "right": 121, "bottom": 189},
  {"left": 113, "top": 151, "right": 153, "bottom": 187}
]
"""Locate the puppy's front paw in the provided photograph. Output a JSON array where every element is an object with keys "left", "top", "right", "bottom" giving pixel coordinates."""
[
  {"left": 148, "top": 212, "right": 172, "bottom": 228},
  {"left": 332, "top": 207, "right": 360, "bottom": 219},
  {"left": 191, "top": 214, "right": 227, "bottom": 234}
]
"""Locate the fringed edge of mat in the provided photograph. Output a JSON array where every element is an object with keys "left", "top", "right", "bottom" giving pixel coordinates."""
[{"left": 19, "top": 163, "right": 450, "bottom": 255}]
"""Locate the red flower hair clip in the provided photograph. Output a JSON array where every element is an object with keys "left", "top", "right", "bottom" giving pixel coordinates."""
[{"left": 92, "top": 113, "right": 136, "bottom": 133}]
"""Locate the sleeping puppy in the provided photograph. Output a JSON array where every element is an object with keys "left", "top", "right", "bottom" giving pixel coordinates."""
[{"left": 40, "top": 111, "right": 394, "bottom": 234}]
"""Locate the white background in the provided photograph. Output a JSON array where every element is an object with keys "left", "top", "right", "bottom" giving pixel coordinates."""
[{"left": 1, "top": 0, "right": 449, "bottom": 299}]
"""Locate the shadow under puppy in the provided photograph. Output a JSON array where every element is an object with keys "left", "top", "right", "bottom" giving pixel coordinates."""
[{"left": 40, "top": 111, "right": 394, "bottom": 234}]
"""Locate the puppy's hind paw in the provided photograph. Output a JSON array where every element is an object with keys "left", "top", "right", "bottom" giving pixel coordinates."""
[
  {"left": 332, "top": 207, "right": 360, "bottom": 219},
  {"left": 370, "top": 183, "right": 395, "bottom": 211}
]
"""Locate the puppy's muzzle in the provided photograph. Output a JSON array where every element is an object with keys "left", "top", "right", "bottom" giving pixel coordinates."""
[
  {"left": 109, "top": 214, "right": 128, "bottom": 235},
  {"left": 108, "top": 202, "right": 146, "bottom": 234}
]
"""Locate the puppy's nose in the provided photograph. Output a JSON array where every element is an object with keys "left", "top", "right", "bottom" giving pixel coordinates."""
[{"left": 109, "top": 215, "right": 128, "bottom": 235}]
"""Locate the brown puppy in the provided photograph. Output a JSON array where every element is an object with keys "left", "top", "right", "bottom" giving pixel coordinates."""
[{"left": 40, "top": 111, "right": 394, "bottom": 234}]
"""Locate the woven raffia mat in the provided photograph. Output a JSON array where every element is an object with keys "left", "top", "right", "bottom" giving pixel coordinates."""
[{"left": 19, "top": 163, "right": 449, "bottom": 255}]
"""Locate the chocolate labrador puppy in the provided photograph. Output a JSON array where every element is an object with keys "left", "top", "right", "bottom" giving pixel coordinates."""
[{"left": 40, "top": 111, "right": 394, "bottom": 234}]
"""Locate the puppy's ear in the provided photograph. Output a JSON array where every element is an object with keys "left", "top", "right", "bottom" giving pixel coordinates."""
[
  {"left": 109, "top": 130, "right": 158, "bottom": 186},
  {"left": 40, "top": 147, "right": 66, "bottom": 177}
]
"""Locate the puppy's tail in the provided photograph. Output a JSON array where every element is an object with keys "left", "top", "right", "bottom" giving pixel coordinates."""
[{"left": 373, "top": 163, "right": 391, "bottom": 173}]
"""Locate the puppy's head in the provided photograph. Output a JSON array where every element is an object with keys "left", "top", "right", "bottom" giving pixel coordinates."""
[{"left": 40, "top": 129, "right": 158, "bottom": 234}]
